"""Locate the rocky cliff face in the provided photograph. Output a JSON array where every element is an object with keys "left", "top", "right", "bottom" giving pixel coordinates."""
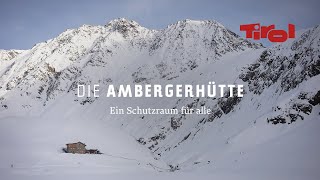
[{"left": 240, "top": 26, "right": 320, "bottom": 125}]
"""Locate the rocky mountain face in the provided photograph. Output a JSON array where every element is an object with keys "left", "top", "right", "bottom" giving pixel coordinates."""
[
  {"left": 0, "top": 18, "right": 319, "bottom": 170},
  {"left": 240, "top": 26, "right": 320, "bottom": 125}
]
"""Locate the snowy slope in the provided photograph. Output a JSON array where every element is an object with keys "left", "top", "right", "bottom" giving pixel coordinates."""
[
  {"left": 0, "top": 19, "right": 319, "bottom": 179},
  {"left": 0, "top": 49, "right": 26, "bottom": 79}
]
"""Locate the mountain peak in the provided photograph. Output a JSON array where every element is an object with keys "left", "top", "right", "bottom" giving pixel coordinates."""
[
  {"left": 168, "top": 19, "right": 224, "bottom": 28},
  {"left": 0, "top": 49, "right": 25, "bottom": 61},
  {"left": 106, "top": 18, "right": 141, "bottom": 30},
  {"left": 104, "top": 18, "right": 146, "bottom": 38}
]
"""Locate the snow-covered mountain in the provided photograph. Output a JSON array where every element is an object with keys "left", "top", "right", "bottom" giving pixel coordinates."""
[
  {"left": 0, "top": 18, "right": 319, "bottom": 179},
  {"left": 0, "top": 49, "right": 25, "bottom": 61},
  {"left": 0, "top": 49, "right": 26, "bottom": 78}
]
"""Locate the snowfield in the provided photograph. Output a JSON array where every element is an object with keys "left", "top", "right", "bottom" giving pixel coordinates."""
[{"left": 0, "top": 19, "right": 319, "bottom": 179}]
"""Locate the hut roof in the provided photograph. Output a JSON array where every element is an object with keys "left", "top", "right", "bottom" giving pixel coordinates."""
[{"left": 66, "top": 141, "right": 86, "bottom": 146}]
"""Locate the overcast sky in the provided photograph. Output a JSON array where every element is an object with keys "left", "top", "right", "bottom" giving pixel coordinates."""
[{"left": 1, "top": 0, "right": 319, "bottom": 49}]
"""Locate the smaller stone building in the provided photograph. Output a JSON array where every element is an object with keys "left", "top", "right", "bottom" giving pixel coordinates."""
[{"left": 86, "top": 149, "right": 99, "bottom": 154}]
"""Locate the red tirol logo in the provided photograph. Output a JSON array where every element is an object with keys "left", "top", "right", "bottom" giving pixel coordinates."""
[{"left": 240, "top": 23, "right": 295, "bottom": 42}]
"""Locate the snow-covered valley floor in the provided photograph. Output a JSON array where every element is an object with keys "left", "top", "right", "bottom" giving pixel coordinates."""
[{"left": 0, "top": 107, "right": 319, "bottom": 180}]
